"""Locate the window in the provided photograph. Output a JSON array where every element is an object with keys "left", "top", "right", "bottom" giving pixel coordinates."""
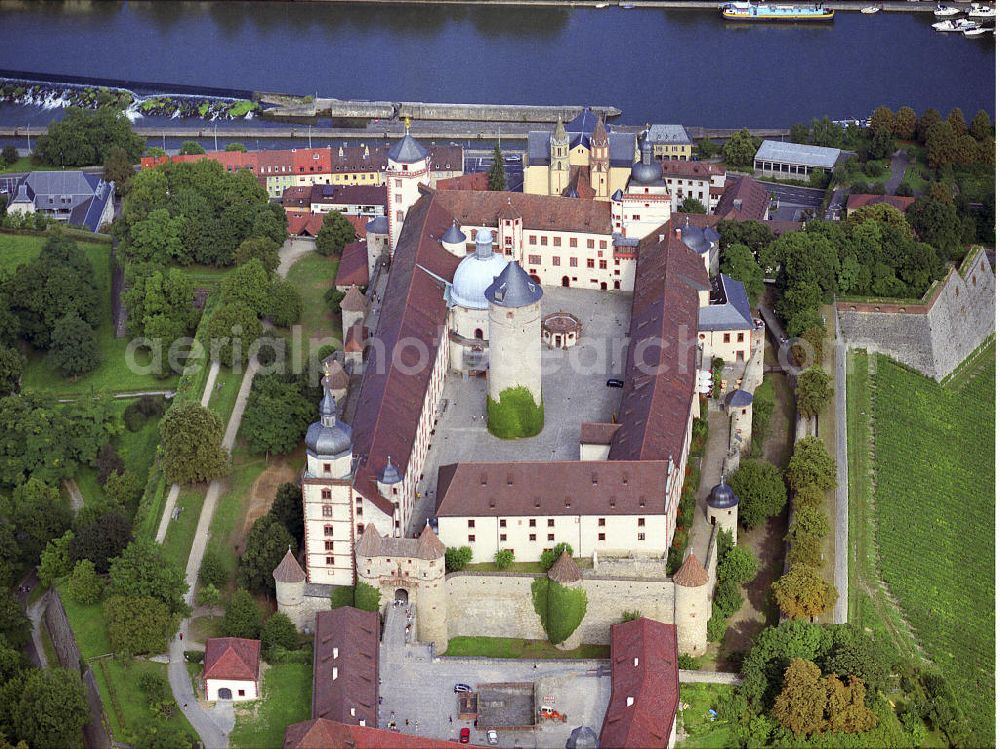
[
  {"left": 468, "top": 534, "right": 475, "bottom": 542},
  {"left": 357, "top": 524, "right": 365, "bottom": 534},
  {"left": 500, "top": 519, "right": 507, "bottom": 528},
  {"left": 541, "top": 236, "right": 548, "bottom": 246},
  {"left": 599, "top": 260, "right": 607, "bottom": 270},
  {"left": 570, "top": 237, "right": 578, "bottom": 248},
  {"left": 394, "top": 179, "right": 402, "bottom": 188},
  {"left": 238, "top": 689, "right": 246, "bottom": 697},
  {"left": 468, "top": 519, "right": 475, "bottom": 528},
  {"left": 322, "top": 504, "right": 333, "bottom": 517},
  {"left": 547, "top": 533, "right": 555, "bottom": 541},
  {"left": 529, "top": 519, "right": 536, "bottom": 527},
  {"left": 587, "top": 239, "right": 595, "bottom": 249},
  {"left": 598, "top": 533, "right": 606, "bottom": 541},
  {"left": 638, "top": 518, "right": 646, "bottom": 527},
  {"left": 324, "top": 525, "right": 333, "bottom": 537},
  {"left": 552, "top": 256, "right": 561, "bottom": 266},
  {"left": 598, "top": 518, "right": 606, "bottom": 526},
  {"left": 599, "top": 240, "right": 607, "bottom": 250},
  {"left": 528, "top": 254, "right": 542, "bottom": 265},
  {"left": 570, "top": 257, "right": 578, "bottom": 267},
  {"left": 395, "top": 194, "right": 402, "bottom": 203},
  {"left": 325, "top": 540, "right": 334, "bottom": 551},
  {"left": 322, "top": 488, "right": 332, "bottom": 500},
  {"left": 586, "top": 259, "right": 595, "bottom": 269},
  {"left": 529, "top": 234, "right": 537, "bottom": 244},
  {"left": 396, "top": 210, "right": 403, "bottom": 221},
  {"left": 737, "top": 333, "right": 744, "bottom": 342},
  {"left": 529, "top": 533, "right": 536, "bottom": 541},
  {"left": 547, "top": 519, "right": 555, "bottom": 527},
  {"left": 500, "top": 533, "right": 507, "bottom": 541},
  {"left": 637, "top": 533, "right": 646, "bottom": 541},
  {"left": 326, "top": 556, "right": 335, "bottom": 565}
]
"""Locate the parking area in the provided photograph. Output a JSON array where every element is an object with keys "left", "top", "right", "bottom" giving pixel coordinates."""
[
  {"left": 407, "top": 286, "right": 632, "bottom": 534},
  {"left": 762, "top": 180, "right": 826, "bottom": 222},
  {"left": 380, "top": 606, "right": 610, "bottom": 748},
  {"left": 465, "top": 151, "right": 525, "bottom": 192}
]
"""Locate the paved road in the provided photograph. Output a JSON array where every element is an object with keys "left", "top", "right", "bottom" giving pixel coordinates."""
[
  {"left": 832, "top": 310, "right": 849, "bottom": 624},
  {"left": 884, "top": 149, "right": 909, "bottom": 195}
]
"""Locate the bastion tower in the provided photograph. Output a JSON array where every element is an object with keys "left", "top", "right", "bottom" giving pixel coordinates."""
[
  {"left": 485, "top": 260, "right": 544, "bottom": 418},
  {"left": 707, "top": 477, "right": 740, "bottom": 543},
  {"left": 673, "top": 551, "right": 711, "bottom": 656}
]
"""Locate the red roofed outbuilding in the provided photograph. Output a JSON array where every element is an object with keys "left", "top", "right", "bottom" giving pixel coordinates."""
[{"left": 203, "top": 637, "right": 261, "bottom": 702}]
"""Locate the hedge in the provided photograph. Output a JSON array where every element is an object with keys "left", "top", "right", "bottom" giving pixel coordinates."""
[
  {"left": 531, "top": 577, "right": 587, "bottom": 645},
  {"left": 487, "top": 386, "right": 544, "bottom": 439}
]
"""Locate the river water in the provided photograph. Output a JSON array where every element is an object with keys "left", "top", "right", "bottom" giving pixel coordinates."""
[{"left": 0, "top": 0, "right": 994, "bottom": 128}]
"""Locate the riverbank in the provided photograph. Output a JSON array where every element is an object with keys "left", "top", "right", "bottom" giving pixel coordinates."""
[{"left": 256, "top": 0, "right": 968, "bottom": 10}]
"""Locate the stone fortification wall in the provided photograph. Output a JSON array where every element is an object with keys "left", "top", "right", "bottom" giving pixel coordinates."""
[
  {"left": 836, "top": 248, "right": 995, "bottom": 381},
  {"left": 444, "top": 572, "right": 675, "bottom": 645}
]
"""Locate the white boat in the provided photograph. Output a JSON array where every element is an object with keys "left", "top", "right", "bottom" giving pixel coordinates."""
[
  {"left": 933, "top": 5, "right": 961, "bottom": 17},
  {"left": 963, "top": 23, "right": 992, "bottom": 34},
  {"left": 968, "top": 3, "right": 996, "bottom": 17},
  {"left": 595, "top": 2, "right": 609, "bottom": 7},
  {"left": 932, "top": 17, "right": 977, "bottom": 30},
  {"left": 861, "top": 5, "right": 880, "bottom": 13}
]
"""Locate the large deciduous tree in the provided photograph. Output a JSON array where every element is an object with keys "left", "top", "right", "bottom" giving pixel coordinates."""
[
  {"left": 160, "top": 402, "right": 229, "bottom": 485},
  {"left": 729, "top": 459, "right": 787, "bottom": 529},
  {"left": 237, "top": 515, "right": 295, "bottom": 594},
  {"left": 786, "top": 437, "right": 837, "bottom": 494},
  {"left": 35, "top": 107, "right": 144, "bottom": 168},
  {"left": 772, "top": 564, "right": 837, "bottom": 620},
  {"left": 796, "top": 366, "right": 833, "bottom": 418},
  {"left": 220, "top": 258, "right": 272, "bottom": 318},
  {"left": 892, "top": 107, "right": 917, "bottom": 140},
  {"left": 70, "top": 510, "right": 132, "bottom": 573},
  {"left": 104, "top": 595, "right": 174, "bottom": 656},
  {"left": 235, "top": 237, "right": 281, "bottom": 273},
  {"left": 240, "top": 374, "right": 315, "bottom": 456},
  {"left": 315, "top": 211, "right": 356, "bottom": 257},
  {"left": 221, "top": 589, "right": 262, "bottom": 639},
  {"left": 11, "top": 667, "right": 90, "bottom": 749},
  {"left": 722, "top": 129, "right": 758, "bottom": 170},
  {"left": 48, "top": 312, "right": 100, "bottom": 377},
  {"left": 720, "top": 243, "right": 764, "bottom": 308},
  {"left": 108, "top": 539, "right": 188, "bottom": 613},
  {"left": 201, "top": 302, "right": 263, "bottom": 369}
]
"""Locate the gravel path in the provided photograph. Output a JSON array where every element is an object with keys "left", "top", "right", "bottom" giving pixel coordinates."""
[{"left": 832, "top": 313, "right": 849, "bottom": 624}]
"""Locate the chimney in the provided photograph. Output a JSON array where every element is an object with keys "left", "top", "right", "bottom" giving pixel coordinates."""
[
  {"left": 658, "top": 233, "right": 665, "bottom": 243},
  {"left": 674, "top": 227, "right": 682, "bottom": 239}
]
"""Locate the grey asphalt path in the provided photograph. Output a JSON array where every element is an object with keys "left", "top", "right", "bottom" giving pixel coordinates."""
[
  {"left": 200, "top": 360, "right": 221, "bottom": 408},
  {"left": 884, "top": 149, "right": 909, "bottom": 196},
  {"left": 832, "top": 313, "right": 849, "bottom": 624},
  {"left": 56, "top": 389, "right": 176, "bottom": 404}
]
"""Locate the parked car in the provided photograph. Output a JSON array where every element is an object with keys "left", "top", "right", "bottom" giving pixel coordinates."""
[
  {"left": 460, "top": 727, "right": 471, "bottom": 744},
  {"left": 606, "top": 378, "right": 624, "bottom": 388},
  {"left": 487, "top": 729, "right": 499, "bottom": 745},
  {"left": 454, "top": 683, "right": 472, "bottom": 693}
]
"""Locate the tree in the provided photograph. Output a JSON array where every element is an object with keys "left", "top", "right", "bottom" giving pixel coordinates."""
[
  {"left": 907, "top": 196, "right": 964, "bottom": 259},
  {"left": 787, "top": 505, "right": 830, "bottom": 543},
  {"left": 198, "top": 548, "right": 228, "bottom": 589},
  {"left": 237, "top": 515, "right": 295, "bottom": 593},
  {"left": 67, "top": 559, "right": 103, "bottom": 605},
  {"left": 315, "top": 211, "right": 356, "bottom": 257},
  {"left": 790, "top": 325, "right": 825, "bottom": 368},
  {"left": 718, "top": 545, "right": 759, "bottom": 586},
  {"left": 11, "top": 667, "right": 89, "bottom": 749},
  {"left": 893, "top": 106, "right": 917, "bottom": 140},
  {"left": 730, "top": 460, "right": 786, "bottom": 529},
  {"left": 34, "top": 107, "right": 144, "bottom": 167},
  {"left": 946, "top": 107, "right": 966, "bottom": 136},
  {"left": 354, "top": 580, "right": 381, "bottom": 612},
  {"left": 531, "top": 577, "right": 587, "bottom": 645},
  {"left": 108, "top": 539, "right": 188, "bottom": 613},
  {"left": 822, "top": 623, "right": 893, "bottom": 700},
  {"left": 825, "top": 674, "right": 877, "bottom": 733},
  {"left": 70, "top": 510, "right": 132, "bottom": 573},
  {"left": 47, "top": 312, "right": 100, "bottom": 377},
  {"left": 679, "top": 196, "right": 707, "bottom": 214},
  {"left": 445, "top": 546, "right": 473, "bottom": 572},
  {"left": 868, "top": 106, "right": 895, "bottom": 138},
  {"left": 718, "top": 219, "right": 774, "bottom": 259},
  {"left": 796, "top": 366, "right": 833, "bottom": 418},
  {"left": 925, "top": 121, "right": 959, "bottom": 169},
  {"left": 225, "top": 143, "right": 248, "bottom": 152},
  {"left": 772, "top": 659, "right": 828, "bottom": 735},
  {"left": 160, "top": 402, "right": 229, "bottom": 485},
  {"left": 201, "top": 301, "right": 263, "bottom": 369},
  {"left": 96, "top": 443, "right": 125, "bottom": 485},
  {"left": 697, "top": 138, "right": 721, "bottom": 159},
  {"left": 917, "top": 108, "right": 942, "bottom": 143},
  {"left": 134, "top": 724, "right": 196, "bottom": 749},
  {"left": 325, "top": 288, "right": 346, "bottom": 314},
  {"left": 103, "top": 146, "right": 135, "bottom": 192},
  {"left": 488, "top": 144, "right": 506, "bottom": 191},
  {"left": 38, "top": 530, "right": 74, "bottom": 587},
  {"left": 123, "top": 267, "right": 197, "bottom": 339},
  {"left": 720, "top": 243, "right": 764, "bottom": 308},
  {"left": 969, "top": 109, "right": 992, "bottom": 141},
  {"left": 494, "top": 549, "right": 514, "bottom": 569},
  {"left": 221, "top": 258, "right": 273, "bottom": 318},
  {"left": 178, "top": 141, "right": 206, "bottom": 155},
  {"left": 0, "top": 346, "right": 23, "bottom": 397},
  {"left": 104, "top": 595, "right": 174, "bottom": 656},
  {"left": 723, "top": 129, "right": 757, "bottom": 170},
  {"left": 9, "top": 478, "right": 72, "bottom": 567},
  {"left": 261, "top": 612, "right": 298, "bottom": 658},
  {"left": 540, "top": 542, "right": 574, "bottom": 571},
  {"left": 773, "top": 564, "right": 838, "bottom": 619},
  {"left": 0, "top": 145, "right": 17, "bottom": 166},
  {"left": 786, "top": 437, "right": 837, "bottom": 494},
  {"left": 241, "top": 374, "right": 315, "bottom": 455},
  {"left": 268, "top": 279, "right": 302, "bottom": 328},
  {"left": 234, "top": 237, "right": 280, "bottom": 273},
  {"left": 269, "top": 482, "right": 304, "bottom": 547},
  {"left": 221, "top": 589, "right": 262, "bottom": 639},
  {"left": 105, "top": 470, "right": 143, "bottom": 509}
]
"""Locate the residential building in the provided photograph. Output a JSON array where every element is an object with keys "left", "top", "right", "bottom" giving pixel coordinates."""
[
  {"left": 6, "top": 171, "right": 115, "bottom": 232},
  {"left": 698, "top": 273, "right": 756, "bottom": 363},
  {"left": 845, "top": 193, "right": 916, "bottom": 216},
  {"left": 647, "top": 124, "right": 694, "bottom": 161},
  {"left": 661, "top": 160, "right": 727, "bottom": 211},
  {"left": 753, "top": 140, "right": 843, "bottom": 182},
  {"left": 714, "top": 175, "right": 770, "bottom": 221},
  {"left": 202, "top": 637, "right": 261, "bottom": 702},
  {"left": 283, "top": 184, "right": 386, "bottom": 218}
]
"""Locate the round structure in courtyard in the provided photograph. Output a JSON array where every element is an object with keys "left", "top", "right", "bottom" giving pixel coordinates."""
[{"left": 542, "top": 311, "right": 583, "bottom": 349}]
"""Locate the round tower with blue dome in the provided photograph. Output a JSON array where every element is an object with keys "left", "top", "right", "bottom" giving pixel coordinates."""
[{"left": 447, "top": 228, "right": 508, "bottom": 373}]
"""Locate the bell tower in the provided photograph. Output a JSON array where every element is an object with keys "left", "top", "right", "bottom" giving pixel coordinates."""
[
  {"left": 589, "top": 114, "right": 610, "bottom": 198},
  {"left": 549, "top": 116, "right": 569, "bottom": 196}
]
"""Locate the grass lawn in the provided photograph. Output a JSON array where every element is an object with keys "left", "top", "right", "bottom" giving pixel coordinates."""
[
  {"left": 206, "top": 447, "right": 270, "bottom": 589},
  {"left": 847, "top": 344, "right": 995, "bottom": 746},
  {"left": 206, "top": 364, "right": 245, "bottom": 423},
  {"left": 0, "top": 233, "right": 179, "bottom": 396},
  {"left": 230, "top": 663, "right": 312, "bottom": 749},
  {"left": 188, "top": 615, "right": 222, "bottom": 644},
  {"left": 284, "top": 251, "right": 341, "bottom": 370},
  {"left": 160, "top": 486, "right": 208, "bottom": 572},
  {"left": 0, "top": 156, "right": 39, "bottom": 174},
  {"left": 442, "top": 636, "right": 609, "bottom": 660},
  {"left": 677, "top": 683, "right": 737, "bottom": 748}
]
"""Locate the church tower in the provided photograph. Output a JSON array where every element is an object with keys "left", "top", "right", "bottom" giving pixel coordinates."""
[
  {"left": 589, "top": 114, "right": 610, "bottom": 198},
  {"left": 386, "top": 122, "right": 430, "bottom": 252},
  {"left": 548, "top": 117, "right": 569, "bottom": 196}
]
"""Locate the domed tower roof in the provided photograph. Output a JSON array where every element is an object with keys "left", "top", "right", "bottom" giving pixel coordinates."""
[
  {"left": 630, "top": 139, "right": 662, "bottom": 186},
  {"left": 378, "top": 457, "right": 403, "bottom": 485},
  {"left": 387, "top": 129, "right": 428, "bottom": 164},
  {"left": 305, "top": 388, "right": 352, "bottom": 458},
  {"left": 708, "top": 477, "right": 740, "bottom": 509},
  {"left": 725, "top": 389, "right": 753, "bottom": 409},
  {"left": 441, "top": 221, "right": 466, "bottom": 246},
  {"left": 674, "top": 552, "right": 708, "bottom": 587},
  {"left": 449, "top": 229, "right": 507, "bottom": 310},
  {"left": 485, "top": 260, "right": 543, "bottom": 308}
]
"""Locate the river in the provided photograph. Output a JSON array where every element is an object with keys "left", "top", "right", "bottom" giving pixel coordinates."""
[{"left": 0, "top": 0, "right": 994, "bottom": 128}]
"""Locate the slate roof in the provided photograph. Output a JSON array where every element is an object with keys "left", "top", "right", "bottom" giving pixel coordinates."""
[
  {"left": 15, "top": 171, "right": 114, "bottom": 232},
  {"left": 725, "top": 389, "right": 753, "bottom": 408},
  {"left": 387, "top": 132, "right": 429, "bottom": 164},
  {"left": 435, "top": 190, "right": 612, "bottom": 235},
  {"left": 527, "top": 117, "right": 636, "bottom": 168},
  {"left": 435, "top": 460, "right": 669, "bottom": 517},
  {"left": 312, "top": 608, "right": 379, "bottom": 725},
  {"left": 599, "top": 618, "right": 680, "bottom": 749},
  {"left": 484, "top": 260, "right": 543, "bottom": 308},
  {"left": 355, "top": 523, "right": 445, "bottom": 560},
  {"left": 203, "top": 638, "right": 261, "bottom": 682},
  {"left": 647, "top": 124, "right": 692, "bottom": 145},
  {"left": 608, "top": 225, "right": 708, "bottom": 462},
  {"left": 715, "top": 175, "right": 770, "bottom": 222},
  {"left": 699, "top": 274, "right": 754, "bottom": 332},
  {"left": 335, "top": 248, "right": 370, "bottom": 289},
  {"left": 755, "top": 140, "right": 842, "bottom": 169},
  {"left": 366, "top": 215, "right": 389, "bottom": 235}
]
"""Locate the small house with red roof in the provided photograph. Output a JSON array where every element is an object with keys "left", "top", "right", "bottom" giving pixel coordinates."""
[{"left": 203, "top": 637, "right": 261, "bottom": 702}]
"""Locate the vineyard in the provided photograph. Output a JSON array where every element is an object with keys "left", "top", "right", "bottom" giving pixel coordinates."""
[{"left": 869, "top": 347, "right": 995, "bottom": 745}]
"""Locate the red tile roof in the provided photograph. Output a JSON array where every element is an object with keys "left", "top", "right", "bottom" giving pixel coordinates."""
[
  {"left": 673, "top": 551, "right": 709, "bottom": 587},
  {"left": 203, "top": 638, "right": 261, "bottom": 682},
  {"left": 287, "top": 212, "right": 325, "bottom": 237},
  {"left": 845, "top": 193, "right": 916, "bottom": 213},
  {"left": 292, "top": 148, "right": 333, "bottom": 176},
  {"left": 715, "top": 176, "right": 770, "bottom": 222},
  {"left": 434, "top": 190, "right": 612, "bottom": 235},
  {"left": 609, "top": 224, "right": 708, "bottom": 462},
  {"left": 284, "top": 719, "right": 457, "bottom": 749},
  {"left": 437, "top": 172, "right": 490, "bottom": 191},
  {"left": 313, "top": 608, "right": 379, "bottom": 725},
  {"left": 335, "top": 243, "right": 371, "bottom": 288},
  {"left": 599, "top": 619, "right": 680, "bottom": 749},
  {"left": 661, "top": 160, "right": 726, "bottom": 179},
  {"left": 580, "top": 422, "right": 621, "bottom": 445}
]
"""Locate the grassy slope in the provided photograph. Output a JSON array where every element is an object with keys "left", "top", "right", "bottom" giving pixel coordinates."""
[
  {"left": 0, "top": 233, "right": 179, "bottom": 395},
  {"left": 442, "top": 636, "right": 609, "bottom": 659},
  {"left": 848, "top": 345, "right": 995, "bottom": 745},
  {"left": 160, "top": 486, "right": 208, "bottom": 572},
  {"left": 677, "top": 683, "right": 737, "bottom": 748},
  {"left": 230, "top": 663, "right": 312, "bottom": 749},
  {"left": 206, "top": 447, "right": 269, "bottom": 592}
]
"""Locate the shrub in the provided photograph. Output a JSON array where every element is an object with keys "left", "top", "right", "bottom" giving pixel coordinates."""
[
  {"left": 196, "top": 583, "right": 220, "bottom": 608},
  {"left": 199, "top": 548, "right": 228, "bottom": 589},
  {"left": 715, "top": 578, "right": 744, "bottom": 619},
  {"left": 622, "top": 610, "right": 642, "bottom": 622},
  {"left": 445, "top": 546, "right": 473, "bottom": 572},
  {"left": 718, "top": 545, "right": 759, "bottom": 586},
  {"left": 96, "top": 443, "right": 125, "bottom": 485},
  {"left": 707, "top": 606, "right": 729, "bottom": 642},
  {"left": 261, "top": 612, "right": 299, "bottom": 660},
  {"left": 793, "top": 484, "right": 825, "bottom": 511},
  {"left": 540, "top": 542, "right": 573, "bottom": 571},
  {"left": 67, "top": 559, "right": 103, "bottom": 604},
  {"left": 717, "top": 529, "right": 735, "bottom": 560},
  {"left": 354, "top": 580, "right": 381, "bottom": 612},
  {"left": 330, "top": 585, "right": 355, "bottom": 609},
  {"left": 531, "top": 577, "right": 587, "bottom": 645},
  {"left": 487, "top": 386, "right": 544, "bottom": 439},
  {"left": 494, "top": 549, "right": 514, "bottom": 569},
  {"left": 324, "top": 288, "right": 346, "bottom": 314},
  {"left": 678, "top": 654, "right": 700, "bottom": 669},
  {"left": 184, "top": 650, "right": 204, "bottom": 664}
]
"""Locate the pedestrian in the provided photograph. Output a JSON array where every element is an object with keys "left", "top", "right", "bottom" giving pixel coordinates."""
[
  {"left": 449, "top": 716, "right": 453, "bottom": 724},
  {"left": 184, "top": 703, "right": 188, "bottom": 708},
  {"left": 379, "top": 696, "right": 383, "bottom": 705},
  {"left": 405, "top": 719, "right": 409, "bottom": 726},
  {"left": 179, "top": 632, "right": 183, "bottom": 641}
]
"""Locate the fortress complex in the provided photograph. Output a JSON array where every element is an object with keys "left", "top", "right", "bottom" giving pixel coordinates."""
[{"left": 277, "top": 125, "right": 758, "bottom": 656}]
